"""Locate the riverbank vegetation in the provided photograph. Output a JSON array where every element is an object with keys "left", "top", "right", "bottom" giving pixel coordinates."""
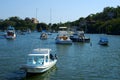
[{"left": 0, "top": 6, "right": 120, "bottom": 35}]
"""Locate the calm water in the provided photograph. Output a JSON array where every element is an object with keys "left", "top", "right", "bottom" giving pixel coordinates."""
[{"left": 0, "top": 32, "right": 120, "bottom": 80}]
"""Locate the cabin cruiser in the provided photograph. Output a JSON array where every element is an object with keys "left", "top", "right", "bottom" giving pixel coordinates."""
[
  {"left": 70, "top": 31, "right": 90, "bottom": 42},
  {"left": 55, "top": 32, "right": 72, "bottom": 44},
  {"left": 21, "top": 48, "right": 57, "bottom": 73},
  {"left": 6, "top": 26, "right": 16, "bottom": 39},
  {"left": 99, "top": 37, "right": 108, "bottom": 46},
  {"left": 55, "top": 27, "right": 72, "bottom": 44}
]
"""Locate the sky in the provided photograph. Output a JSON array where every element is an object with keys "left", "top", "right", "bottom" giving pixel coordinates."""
[{"left": 0, "top": 0, "right": 120, "bottom": 24}]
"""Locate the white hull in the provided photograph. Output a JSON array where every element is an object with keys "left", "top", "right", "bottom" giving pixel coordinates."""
[
  {"left": 56, "top": 39, "right": 72, "bottom": 44},
  {"left": 6, "top": 34, "right": 16, "bottom": 39},
  {"left": 55, "top": 30, "right": 72, "bottom": 44},
  {"left": 22, "top": 60, "right": 57, "bottom": 73},
  {"left": 21, "top": 48, "right": 57, "bottom": 74},
  {"left": 40, "top": 33, "right": 48, "bottom": 40},
  {"left": 6, "top": 26, "right": 16, "bottom": 39}
]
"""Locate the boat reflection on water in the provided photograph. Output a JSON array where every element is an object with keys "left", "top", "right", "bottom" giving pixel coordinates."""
[
  {"left": 5, "top": 66, "right": 57, "bottom": 80},
  {"left": 24, "top": 66, "right": 57, "bottom": 80}
]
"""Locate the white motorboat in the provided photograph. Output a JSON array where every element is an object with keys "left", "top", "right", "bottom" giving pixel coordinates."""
[
  {"left": 21, "top": 48, "right": 57, "bottom": 73},
  {"left": 55, "top": 27, "right": 72, "bottom": 44},
  {"left": 40, "top": 32, "right": 48, "bottom": 40},
  {"left": 55, "top": 32, "right": 72, "bottom": 44},
  {"left": 6, "top": 26, "right": 16, "bottom": 39}
]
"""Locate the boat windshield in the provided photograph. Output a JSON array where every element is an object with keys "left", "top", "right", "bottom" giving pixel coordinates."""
[{"left": 27, "top": 56, "right": 44, "bottom": 65}]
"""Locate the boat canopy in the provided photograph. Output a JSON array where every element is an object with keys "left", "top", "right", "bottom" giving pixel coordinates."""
[
  {"left": 58, "top": 27, "right": 67, "bottom": 31},
  {"left": 28, "top": 48, "right": 51, "bottom": 56},
  {"left": 100, "top": 37, "right": 108, "bottom": 41},
  {"left": 59, "top": 27, "right": 67, "bottom": 29}
]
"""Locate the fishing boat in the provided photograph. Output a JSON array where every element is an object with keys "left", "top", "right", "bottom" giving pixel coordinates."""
[
  {"left": 70, "top": 30, "right": 90, "bottom": 42},
  {"left": 21, "top": 48, "right": 57, "bottom": 73},
  {"left": 6, "top": 26, "right": 16, "bottom": 39},
  {"left": 55, "top": 27, "right": 72, "bottom": 44},
  {"left": 99, "top": 37, "right": 108, "bottom": 46}
]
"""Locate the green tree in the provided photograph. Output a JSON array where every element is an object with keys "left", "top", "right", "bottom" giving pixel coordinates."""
[{"left": 36, "top": 23, "right": 48, "bottom": 32}]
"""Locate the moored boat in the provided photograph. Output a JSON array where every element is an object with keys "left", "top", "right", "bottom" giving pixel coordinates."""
[
  {"left": 70, "top": 31, "right": 90, "bottom": 42},
  {"left": 99, "top": 37, "right": 108, "bottom": 46},
  {"left": 55, "top": 27, "right": 72, "bottom": 44},
  {"left": 6, "top": 26, "right": 16, "bottom": 39},
  {"left": 55, "top": 33, "right": 72, "bottom": 44},
  {"left": 40, "top": 32, "right": 48, "bottom": 40}
]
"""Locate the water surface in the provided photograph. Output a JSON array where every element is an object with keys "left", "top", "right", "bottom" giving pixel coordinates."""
[{"left": 0, "top": 33, "right": 120, "bottom": 80}]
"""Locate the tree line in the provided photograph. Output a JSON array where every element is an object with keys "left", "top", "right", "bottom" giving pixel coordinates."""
[
  {"left": 0, "top": 17, "right": 36, "bottom": 31},
  {"left": 61, "top": 6, "right": 120, "bottom": 35},
  {"left": 0, "top": 6, "right": 120, "bottom": 35}
]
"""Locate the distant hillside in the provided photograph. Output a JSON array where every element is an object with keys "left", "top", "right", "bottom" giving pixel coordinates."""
[{"left": 62, "top": 6, "right": 120, "bottom": 35}]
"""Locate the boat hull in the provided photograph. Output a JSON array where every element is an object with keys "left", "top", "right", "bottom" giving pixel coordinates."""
[
  {"left": 99, "top": 42, "right": 108, "bottom": 46},
  {"left": 6, "top": 34, "right": 16, "bottom": 39},
  {"left": 55, "top": 40, "right": 72, "bottom": 44},
  {"left": 99, "top": 37, "right": 108, "bottom": 46},
  {"left": 70, "top": 37, "right": 90, "bottom": 42},
  {"left": 21, "top": 60, "right": 57, "bottom": 73}
]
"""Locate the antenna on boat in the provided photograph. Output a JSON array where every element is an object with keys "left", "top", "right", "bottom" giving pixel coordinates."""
[
  {"left": 48, "top": 8, "right": 52, "bottom": 49},
  {"left": 50, "top": 8, "right": 52, "bottom": 25},
  {"left": 36, "top": 8, "right": 41, "bottom": 50}
]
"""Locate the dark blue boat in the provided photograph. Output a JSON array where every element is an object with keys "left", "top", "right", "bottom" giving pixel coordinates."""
[
  {"left": 70, "top": 31, "right": 90, "bottom": 42},
  {"left": 99, "top": 37, "right": 108, "bottom": 45}
]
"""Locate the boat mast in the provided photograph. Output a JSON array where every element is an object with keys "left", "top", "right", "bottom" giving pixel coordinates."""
[
  {"left": 49, "top": 8, "right": 52, "bottom": 32},
  {"left": 50, "top": 8, "right": 52, "bottom": 25},
  {"left": 36, "top": 8, "right": 38, "bottom": 20}
]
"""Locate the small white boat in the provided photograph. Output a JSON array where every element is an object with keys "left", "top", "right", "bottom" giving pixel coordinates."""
[
  {"left": 6, "top": 26, "right": 16, "bottom": 39},
  {"left": 21, "top": 48, "right": 57, "bottom": 73},
  {"left": 55, "top": 27, "right": 72, "bottom": 44},
  {"left": 40, "top": 32, "right": 48, "bottom": 40},
  {"left": 99, "top": 37, "right": 108, "bottom": 46},
  {"left": 55, "top": 31, "right": 72, "bottom": 44}
]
